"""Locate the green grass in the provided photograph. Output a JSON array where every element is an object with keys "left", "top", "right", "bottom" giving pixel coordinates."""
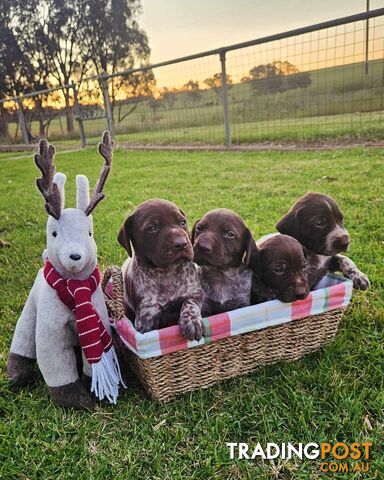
[{"left": 0, "top": 148, "right": 383, "bottom": 479}]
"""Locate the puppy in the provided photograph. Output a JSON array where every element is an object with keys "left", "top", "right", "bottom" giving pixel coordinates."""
[
  {"left": 250, "top": 234, "right": 310, "bottom": 304},
  {"left": 276, "top": 192, "right": 370, "bottom": 290},
  {"left": 192, "top": 208, "right": 255, "bottom": 316},
  {"left": 118, "top": 199, "right": 204, "bottom": 341}
]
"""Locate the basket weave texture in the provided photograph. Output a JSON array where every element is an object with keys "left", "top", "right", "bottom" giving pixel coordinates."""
[{"left": 102, "top": 267, "right": 348, "bottom": 402}]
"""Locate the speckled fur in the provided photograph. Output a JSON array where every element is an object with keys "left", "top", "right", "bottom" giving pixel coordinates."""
[{"left": 122, "top": 256, "right": 204, "bottom": 340}]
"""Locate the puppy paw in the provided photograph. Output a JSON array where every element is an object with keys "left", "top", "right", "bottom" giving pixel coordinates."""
[
  {"left": 352, "top": 270, "right": 370, "bottom": 290},
  {"left": 135, "top": 318, "right": 156, "bottom": 334},
  {"left": 179, "top": 314, "right": 204, "bottom": 341}
]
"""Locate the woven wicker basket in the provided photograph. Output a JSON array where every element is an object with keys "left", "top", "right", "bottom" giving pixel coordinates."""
[{"left": 102, "top": 266, "right": 350, "bottom": 402}]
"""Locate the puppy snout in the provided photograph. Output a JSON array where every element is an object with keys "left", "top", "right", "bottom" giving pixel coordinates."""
[
  {"left": 334, "top": 234, "right": 350, "bottom": 251},
  {"left": 172, "top": 236, "right": 188, "bottom": 250},
  {"left": 294, "top": 286, "right": 308, "bottom": 300},
  {"left": 69, "top": 253, "right": 82, "bottom": 261},
  {"left": 196, "top": 240, "right": 212, "bottom": 254}
]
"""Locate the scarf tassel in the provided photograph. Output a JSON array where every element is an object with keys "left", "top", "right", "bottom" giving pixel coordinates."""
[{"left": 91, "top": 347, "right": 126, "bottom": 404}]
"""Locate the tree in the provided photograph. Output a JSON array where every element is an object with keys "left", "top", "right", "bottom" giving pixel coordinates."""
[
  {"left": 0, "top": 0, "right": 35, "bottom": 98},
  {"left": 114, "top": 70, "right": 155, "bottom": 123},
  {"left": 203, "top": 73, "right": 233, "bottom": 95},
  {"left": 35, "top": 0, "right": 90, "bottom": 133},
  {"left": 242, "top": 61, "right": 311, "bottom": 94},
  {"left": 81, "top": 0, "right": 150, "bottom": 109},
  {"left": 0, "top": 0, "right": 150, "bottom": 139},
  {"left": 183, "top": 80, "right": 201, "bottom": 104},
  {"left": 286, "top": 72, "right": 312, "bottom": 90}
]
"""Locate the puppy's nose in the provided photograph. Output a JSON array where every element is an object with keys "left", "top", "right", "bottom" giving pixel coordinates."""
[
  {"left": 173, "top": 237, "right": 188, "bottom": 250},
  {"left": 295, "top": 286, "right": 308, "bottom": 300},
  {"left": 334, "top": 234, "right": 350, "bottom": 250},
  {"left": 197, "top": 240, "right": 212, "bottom": 254},
  {"left": 69, "top": 253, "right": 82, "bottom": 261}
]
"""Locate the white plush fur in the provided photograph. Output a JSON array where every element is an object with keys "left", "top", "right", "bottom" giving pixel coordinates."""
[
  {"left": 10, "top": 172, "right": 112, "bottom": 387},
  {"left": 76, "top": 174, "right": 90, "bottom": 212}
]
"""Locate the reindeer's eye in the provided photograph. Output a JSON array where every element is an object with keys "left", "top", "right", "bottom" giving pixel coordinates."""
[
  {"left": 89, "top": 231, "right": 92, "bottom": 237},
  {"left": 52, "top": 231, "right": 57, "bottom": 238}
]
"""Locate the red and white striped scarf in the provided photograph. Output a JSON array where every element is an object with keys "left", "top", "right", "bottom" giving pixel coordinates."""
[{"left": 44, "top": 260, "right": 124, "bottom": 403}]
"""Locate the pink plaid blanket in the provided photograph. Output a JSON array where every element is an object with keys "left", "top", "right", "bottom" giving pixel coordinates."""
[{"left": 106, "top": 274, "right": 352, "bottom": 359}]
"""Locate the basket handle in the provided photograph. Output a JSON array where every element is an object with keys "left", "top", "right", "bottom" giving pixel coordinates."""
[{"left": 101, "top": 265, "right": 125, "bottom": 323}]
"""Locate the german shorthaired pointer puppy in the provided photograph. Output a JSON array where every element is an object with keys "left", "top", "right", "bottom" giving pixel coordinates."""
[
  {"left": 250, "top": 234, "right": 310, "bottom": 304},
  {"left": 276, "top": 192, "right": 370, "bottom": 290},
  {"left": 118, "top": 199, "right": 204, "bottom": 341},
  {"left": 192, "top": 208, "right": 256, "bottom": 316}
]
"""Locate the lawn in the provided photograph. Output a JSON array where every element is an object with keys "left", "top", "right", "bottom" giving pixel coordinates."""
[{"left": 0, "top": 147, "right": 383, "bottom": 479}]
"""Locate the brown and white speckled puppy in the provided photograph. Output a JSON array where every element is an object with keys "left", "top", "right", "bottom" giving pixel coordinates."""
[
  {"left": 192, "top": 208, "right": 256, "bottom": 316},
  {"left": 118, "top": 199, "right": 204, "bottom": 341},
  {"left": 276, "top": 192, "right": 370, "bottom": 290},
  {"left": 250, "top": 234, "right": 310, "bottom": 304}
]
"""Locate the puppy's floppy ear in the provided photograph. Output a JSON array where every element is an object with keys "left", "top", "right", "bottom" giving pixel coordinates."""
[
  {"left": 275, "top": 208, "right": 300, "bottom": 238},
  {"left": 117, "top": 215, "right": 134, "bottom": 257},
  {"left": 302, "top": 245, "right": 308, "bottom": 259},
  {"left": 243, "top": 229, "right": 259, "bottom": 268},
  {"left": 191, "top": 219, "right": 200, "bottom": 243}
]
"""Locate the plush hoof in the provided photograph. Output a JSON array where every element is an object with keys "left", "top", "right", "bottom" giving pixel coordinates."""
[
  {"left": 7, "top": 352, "right": 36, "bottom": 387},
  {"left": 48, "top": 379, "right": 94, "bottom": 410},
  {"left": 81, "top": 373, "right": 92, "bottom": 391}
]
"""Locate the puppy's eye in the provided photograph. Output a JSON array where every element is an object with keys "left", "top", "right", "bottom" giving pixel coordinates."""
[
  {"left": 273, "top": 264, "right": 287, "bottom": 274},
  {"left": 145, "top": 224, "right": 158, "bottom": 233},
  {"left": 224, "top": 231, "right": 236, "bottom": 239},
  {"left": 52, "top": 231, "right": 57, "bottom": 238},
  {"left": 180, "top": 219, "right": 187, "bottom": 227},
  {"left": 314, "top": 217, "right": 328, "bottom": 228}
]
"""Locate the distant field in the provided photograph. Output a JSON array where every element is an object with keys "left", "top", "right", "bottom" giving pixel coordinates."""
[{"left": 3, "top": 58, "right": 384, "bottom": 146}]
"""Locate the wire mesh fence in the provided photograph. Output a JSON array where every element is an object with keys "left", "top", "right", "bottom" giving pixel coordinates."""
[{"left": 1, "top": 8, "right": 384, "bottom": 149}]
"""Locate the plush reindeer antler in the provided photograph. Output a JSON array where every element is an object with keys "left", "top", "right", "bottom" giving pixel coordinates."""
[
  {"left": 85, "top": 130, "right": 114, "bottom": 216},
  {"left": 34, "top": 139, "right": 62, "bottom": 220}
]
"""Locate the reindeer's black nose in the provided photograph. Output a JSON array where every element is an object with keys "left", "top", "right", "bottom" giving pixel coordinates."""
[{"left": 70, "top": 253, "right": 81, "bottom": 261}]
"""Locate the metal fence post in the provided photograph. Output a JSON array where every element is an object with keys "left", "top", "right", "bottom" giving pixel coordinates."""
[
  {"left": 219, "top": 51, "right": 231, "bottom": 147},
  {"left": 99, "top": 74, "right": 115, "bottom": 138},
  {"left": 16, "top": 98, "right": 29, "bottom": 145},
  {"left": 72, "top": 82, "right": 86, "bottom": 147},
  {"left": 365, "top": 0, "right": 370, "bottom": 75}
]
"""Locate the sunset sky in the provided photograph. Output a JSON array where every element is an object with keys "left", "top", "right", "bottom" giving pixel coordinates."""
[
  {"left": 138, "top": 0, "right": 384, "bottom": 89},
  {"left": 140, "top": 0, "right": 383, "bottom": 63}
]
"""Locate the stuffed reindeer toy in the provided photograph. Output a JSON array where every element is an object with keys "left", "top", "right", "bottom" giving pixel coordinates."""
[{"left": 7, "top": 131, "right": 124, "bottom": 409}]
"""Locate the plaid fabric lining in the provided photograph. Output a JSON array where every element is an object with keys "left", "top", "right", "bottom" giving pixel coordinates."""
[{"left": 113, "top": 274, "right": 353, "bottom": 359}]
